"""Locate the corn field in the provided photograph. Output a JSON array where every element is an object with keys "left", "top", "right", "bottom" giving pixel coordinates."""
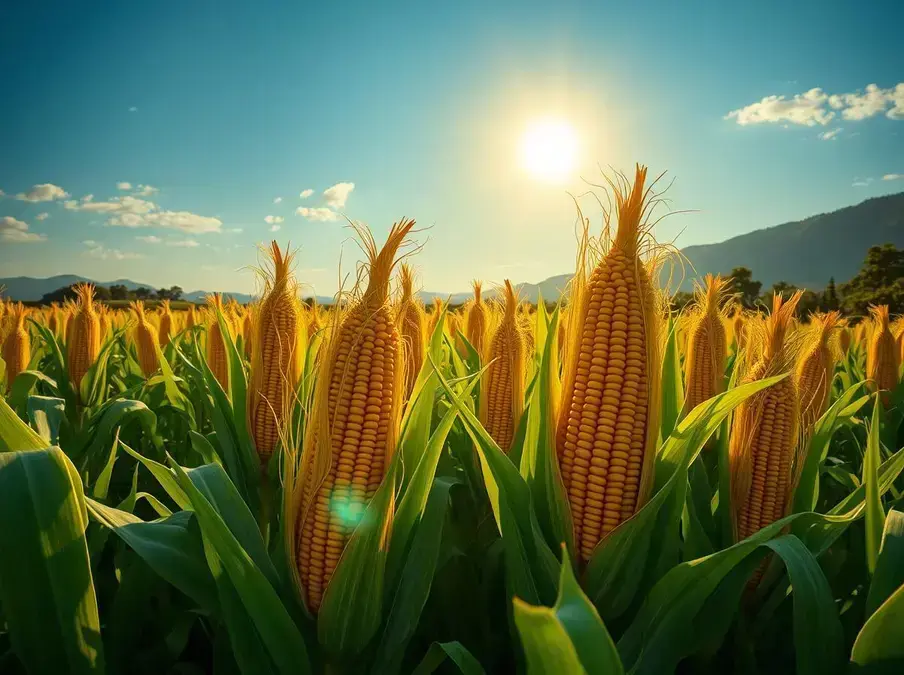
[{"left": 1, "top": 166, "right": 904, "bottom": 675}]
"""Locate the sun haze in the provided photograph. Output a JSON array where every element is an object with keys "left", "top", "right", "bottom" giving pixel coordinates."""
[{"left": 519, "top": 118, "right": 579, "bottom": 183}]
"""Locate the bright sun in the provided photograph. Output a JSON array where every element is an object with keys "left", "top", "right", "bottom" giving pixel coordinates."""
[{"left": 519, "top": 118, "right": 579, "bottom": 183}]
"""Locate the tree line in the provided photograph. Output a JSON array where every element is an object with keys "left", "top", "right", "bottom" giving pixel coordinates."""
[
  {"left": 671, "top": 243, "right": 904, "bottom": 317},
  {"left": 40, "top": 284, "right": 185, "bottom": 304}
]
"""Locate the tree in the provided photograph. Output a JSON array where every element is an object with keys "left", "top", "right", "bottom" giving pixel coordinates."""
[
  {"left": 822, "top": 277, "right": 839, "bottom": 311},
  {"left": 168, "top": 286, "right": 183, "bottom": 301},
  {"left": 109, "top": 284, "right": 129, "bottom": 301},
  {"left": 134, "top": 287, "right": 152, "bottom": 300},
  {"left": 41, "top": 284, "right": 111, "bottom": 304},
  {"left": 726, "top": 267, "right": 762, "bottom": 309},
  {"left": 839, "top": 243, "right": 904, "bottom": 315}
]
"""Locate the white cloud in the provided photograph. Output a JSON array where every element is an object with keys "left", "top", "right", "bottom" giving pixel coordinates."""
[
  {"left": 135, "top": 184, "right": 158, "bottom": 196},
  {"left": 35, "top": 212, "right": 50, "bottom": 221},
  {"left": 128, "top": 106, "right": 138, "bottom": 112},
  {"left": 264, "top": 215, "right": 284, "bottom": 225},
  {"left": 83, "top": 242, "right": 144, "bottom": 260},
  {"left": 818, "top": 128, "right": 843, "bottom": 141},
  {"left": 852, "top": 177, "right": 874, "bottom": 187},
  {"left": 883, "top": 173, "right": 903, "bottom": 181},
  {"left": 299, "top": 189, "right": 314, "bottom": 199},
  {"left": 1, "top": 216, "right": 46, "bottom": 242},
  {"left": 136, "top": 235, "right": 162, "bottom": 243},
  {"left": 273, "top": 196, "right": 283, "bottom": 204},
  {"left": 270, "top": 224, "right": 281, "bottom": 232},
  {"left": 116, "top": 181, "right": 133, "bottom": 191},
  {"left": 296, "top": 206, "right": 339, "bottom": 222},
  {"left": 323, "top": 182, "right": 355, "bottom": 208},
  {"left": 15, "top": 183, "right": 70, "bottom": 202},
  {"left": 728, "top": 82, "right": 904, "bottom": 127},
  {"left": 167, "top": 239, "right": 200, "bottom": 247},
  {"left": 64, "top": 194, "right": 221, "bottom": 233},
  {"left": 229, "top": 228, "right": 243, "bottom": 233},
  {"left": 0, "top": 189, "right": 5, "bottom": 197}
]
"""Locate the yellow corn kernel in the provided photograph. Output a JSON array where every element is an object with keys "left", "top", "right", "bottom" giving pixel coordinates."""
[
  {"left": 294, "top": 219, "right": 412, "bottom": 613},
  {"left": 465, "top": 281, "right": 488, "bottom": 356},
  {"left": 556, "top": 165, "right": 664, "bottom": 562},
  {"left": 249, "top": 242, "right": 303, "bottom": 463},
  {"left": 158, "top": 300, "right": 173, "bottom": 347},
  {"left": 683, "top": 274, "right": 729, "bottom": 415}
]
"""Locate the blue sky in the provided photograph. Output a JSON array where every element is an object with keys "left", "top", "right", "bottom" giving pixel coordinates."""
[{"left": 1, "top": 0, "right": 902, "bottom": 296}]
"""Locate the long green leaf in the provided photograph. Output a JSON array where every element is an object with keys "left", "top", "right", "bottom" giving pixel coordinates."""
[{"left": 864, "top": 399, "right": 886, "bottom": 575}]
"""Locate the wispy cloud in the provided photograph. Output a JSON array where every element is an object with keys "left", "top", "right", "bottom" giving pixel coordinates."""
[
  {"left": 727, "top": 82, "right": 904, "bottom": 127},
  {"left": 852, "top": 177, "right": 875, "bottom": 187},
  {"left": 296, "top": 206, "right": 339, "bottom": 222},
  {"left": 35, "top": 212, "right": 50, "bottom": 221},
  {"left": 64, "top": 194, "right": 221, "bottom": 234},
  {"left": 264, "top": 215, "right": 284, "bottom": 225},
  {"left": 128, "top": 106, "right": 138, "bottom": 112},
  {"left": 818, "top": 128, "right": 843, "bottom": 141},
  {"left": 273, "top": 196, "right": 283, "bottom": 204},
  {"left": 116, "top": 181, "right": 133, "bottom": 191},
  {"left": 323, "top": 182, "right": 355, "bottom": 208},
  {"left": 135, "top": 184, "right": 158, "bottom": 197},
  {"left": 167, "top": 239, "right": 200, "bottom": 247},
  {"left": 1, "top": 216, "right": 46, "bottom": 242},
  {"left": 270, "top": 224, "right": 281, "bottom": 232},
  {"left": 136, "top": 235, "right": 162, "bottom": 243},
  {"left": 15, "top": 183, "right": 69, "bottom": 202},
  {"left": 299, "top": 189, "right": 314, "bottom": 199},
  {"left": 83, "top": 242, "right": 143, "bottom": 260},
  {"left": 882, "top": 173, "right": 903, "bottom": 181}
]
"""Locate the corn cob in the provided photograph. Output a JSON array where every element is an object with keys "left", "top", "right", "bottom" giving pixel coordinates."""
[
  {"left": 733, "top": 312, "right": 746, "bottom": 351},
  {"left": 465, "top": 281, "right": 488, "bottom": 356},
  {"left": 795, "top": 311, "right": 842, "bottom": 431},
  {"left": 866, "top": 305, "right": 900, "bottom": 404},
  {"left": 730, "top": 292, "right": 802, "bottom": 544},
  {"left": 68, "top": 284, "right": 101, "bottom": 392},
  {"left": 130, "top": 301, "right": 160, "bottom": 377},
  {"left": 158, "top": 300, "right": 173, "bottom": 346},
  {"left": 2, "top": 303, "right": 30, "bottom": 389},
  {"left": 243, "top": 305, "right": 255, "bottom": 358},
  {"left": 479, "top": 281, "right": 526, "bottom": 453},
  {"left": 206, "top": 294, "right": 231, "bottom": 391},
  {"left": 427, "top": 297, "right": 443, "bottom": 338},
  {"left": 249, "top": 242, "right": 303, "bottom": 463},
  {"left": 396, "top": 263, "right": 426, "bottom": 400},
  {"left": 556, "top": 165, "right": 663, "bottom": 562},
  {"left": 838, "top": 326, "right": 851, "bottom": 355},
  {"left": 518, "top": 301, "right": 535, "bottom": 357},
  {"left": 185, "top": 305, "right": 197, "bottom": 330},
  {"left": 683, "top": 274, "right": 729, "bottom": 415},
  {"left": 294, "top": 219, "right": 413, "bottom": 612},
  {"left": 306, "top": 302, "right": 324, "bottom": 340}
]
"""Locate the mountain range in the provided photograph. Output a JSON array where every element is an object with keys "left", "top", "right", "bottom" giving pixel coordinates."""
[{"left": 2, "top": 191, "right": 902, "bottom": 304}]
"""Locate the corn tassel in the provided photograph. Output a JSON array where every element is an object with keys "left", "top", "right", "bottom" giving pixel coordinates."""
[
  {"left": 683, "top": 274, "right": 729, "bottom": 415},
  {"left": 795, "top": 311, "right": 842, "bottom": 432},
  {"left": 465, "top": 281, "right": 488, "bottom": 356},
  {"left": 206, "top": 294, "right": 231, "bottom": 392},
  {"left": 866, "top": 305, "right": 900, "bottom": 405},
  {"left": 396, "top": 263, "right": 426, "bottom": 400}
]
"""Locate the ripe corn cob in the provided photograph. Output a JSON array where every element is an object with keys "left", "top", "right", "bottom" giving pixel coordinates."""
[
  {"left": 396, "top": 263, "right": 426, "bottom": 400},
  {"left": 518, "top": 301, "right": 535, "bottom": 357},
  {"left": 130, "top": 301, "right": 160, "bottom": 377},
  {"left": 795, "top": 311, "right": 842, "bottom": 431},
  {"left": 306, "top": 302, "right": 324, "bottom": 340},
  {"left": 427, "top": 297, "right": 444, "bottom": 338},
  {"left": 730, "top": 292, "right": 802, "bottom": 544},
  {"left": 866, "top": 305, "right": 900, "bottom": 404},
  {"left": 295, "top": 219, "right": 413, "bottom": 612},
  {"left": 185, "top": 305, "right": 197, "bottom": 330},
  {"left": 243, "top": 305, "right": 255, "bottom": 358},
  {"left": 479, "top": 281, "right": 526, "bottom": 452},
  {"left": 206, "top": 294, "right": 231, "bottom": 392},
  {"left": 683, "top": 275, "right": 729, "bottom": 415},
  {"left": 838, "top": 326, "right": 851, "bottom": 355},
  {"left": 48, "top": 303, "right": 61, "bottom": 335},
  {"left": 2, "top": 303, "right": 30, "bottom": 389},
  {"left": 556, "top": 165, "right": 663, "bottom": 562},
  {"left": 893, "top": 317, "right": 904, "bottom": 364},
  {"left": 732, "top": 312, "right": 746, "bottom": 351},
  {"left": 68, "top": 284, "right": 101, "bottom": 392},
  {"left": 158, "top": 300, "right": 174, "bottom": 346},
  {"left": 249, "top": 242, "right": 303, "bottom": 463},
  {"left": 465, "top": 281, "right": 488, "bottom": 356}
]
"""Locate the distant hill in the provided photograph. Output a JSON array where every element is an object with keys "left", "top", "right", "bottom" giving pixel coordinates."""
[{"left": 3, "top": 192, "right": 902, "bottom": 304}]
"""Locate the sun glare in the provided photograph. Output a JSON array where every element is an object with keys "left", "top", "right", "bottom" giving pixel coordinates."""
[{"left": 519, "top": 118, "right": 579, "bottom": 183}]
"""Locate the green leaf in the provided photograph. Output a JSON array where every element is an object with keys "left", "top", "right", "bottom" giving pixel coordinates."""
[
  {"left": 86, "top": 498, "right": 218, "bottom": 610},
  {"left": 169, "top": 459, "right": 311, "bottom": 675},
  {"left": 121, "top": 441, "right": 191, "bottom": 510},
  {"left": 0, "top": 393, "right": 48, "bottom": 451},
  {"left": 514, "top": 547, "right": 624, "bottom": 675},
  {"left": 0, "top": 446, "right": 105, "bottom": 674},
  {"left": 865, "top": 399, "right": 886, "bottom": 575},
  {"left": 660, "top": 316, "right": 684, "bottom": 440},
  {"left": 851, "top": 579, "right": 904, "bottom": 669},
  {"left": 27, "top": 395, "right": 67, "bottom": 446},
  {"left": 410, "top": 642, "right": 487, "bottom": 675},
  {"left": 865, "top": 510, "right": 904, "bottom": 620}
]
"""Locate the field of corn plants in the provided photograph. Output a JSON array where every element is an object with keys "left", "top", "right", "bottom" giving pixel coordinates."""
[{"left": 1, "top": 166, "right": 904, "bottom": 675}]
